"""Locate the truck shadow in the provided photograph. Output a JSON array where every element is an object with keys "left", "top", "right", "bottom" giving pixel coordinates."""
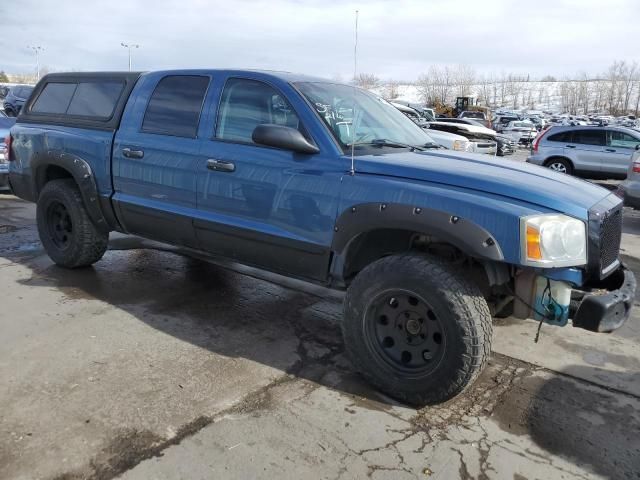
[
  {"left": 494, "top": 363, "right": 640, "bottom": 478},
  {"left": 7, "top": 238, "right": 383, "bottom": 403}
]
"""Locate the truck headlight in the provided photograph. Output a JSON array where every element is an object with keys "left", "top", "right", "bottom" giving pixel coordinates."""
[
  {"left": 521, "top": 214, "right": 586, "bottom": 267},
  {"left": 452, "top": 140, "right": 471, "bottom": 151}
]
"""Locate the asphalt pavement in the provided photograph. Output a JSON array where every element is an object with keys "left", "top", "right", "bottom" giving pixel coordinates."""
[{"left": 1, "top": 158, "right": 638, "bottom": 479}]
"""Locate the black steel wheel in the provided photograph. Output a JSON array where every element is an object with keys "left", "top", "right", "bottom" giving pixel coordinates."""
[
  {"left": 364, "top": 290, "right": 445, "bottom": 376},
  {"left": 45, "top": 201, "right": 73, "bottom": 250}
]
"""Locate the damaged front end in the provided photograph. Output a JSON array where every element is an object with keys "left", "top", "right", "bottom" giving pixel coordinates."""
[{"left": 512, "top": 196, "right": 635, "bottom": 333}]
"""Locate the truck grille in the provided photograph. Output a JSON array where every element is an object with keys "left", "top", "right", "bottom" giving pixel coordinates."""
[
  {"left": 599, "top": 207, "right": 622, "bottom": 273},
  {"left": 588, "top": 197, "right": 623, "bottom": 279}
]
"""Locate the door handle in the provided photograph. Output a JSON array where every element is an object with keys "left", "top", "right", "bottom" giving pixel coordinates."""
[
  {"left": 122, "top": 148, "right": 144, "bottom": 159},
  {"left": 565, "top": 145, "right": 576, "bottom": 148},
  {"left": 605, "top": 148, "right": 616, "bottom": 152},
  {"left": 207, "top": 159, "right": 235, "bottom": 173}
]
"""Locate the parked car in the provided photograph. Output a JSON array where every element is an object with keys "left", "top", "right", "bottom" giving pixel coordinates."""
[
  {"left": 422, "top": 125, "right": 473, "bottom": 152},
  {"left": 0, "top": 112, "right": 17, "bottom": 189},
  {"left": 502, "top": 120, "right": 537, "bottom": 145},
  {"left": 493, "top": 115, "right": 520, "bottom": 132},
  {"left": 495, "top": 134, "right": 518, "bottom": 156},
  {"left": 431, "top": 117, "right": 515, "bottom": 156},
  {"left": 619, "top": 146, "right": 640, "bottom": 209},
  {"left": 392, "top": 103, "right": 473, "bottom": 152},
  {"left": 8, "top": 70, "right": 634, "bottom": 405},
  {"left": 3, "top": 85, "right": 34, "bottom": 117},
  {"left": 0, "top": 85, "right": 9, "bottom": 99},
  {"left": 458, "top": 110, "right": 491, "bottom": 128},
  {"left": 391, "top": 102, "right": 429, "bottom": 127},
  {"left": 528, "top": 126, "right": 640, "bottom": 178},
  {"left": 428, "top": 121, "right": 497, "bottom": 155}
]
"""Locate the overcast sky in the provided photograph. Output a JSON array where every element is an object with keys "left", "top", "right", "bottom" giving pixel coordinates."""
[{"left": 1, "top": 0, "right": 638, "bottom": 80}]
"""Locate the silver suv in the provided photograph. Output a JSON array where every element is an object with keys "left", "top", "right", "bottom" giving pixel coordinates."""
[{"left": 527, "top": 125, "right": 640, "bottom": 179}]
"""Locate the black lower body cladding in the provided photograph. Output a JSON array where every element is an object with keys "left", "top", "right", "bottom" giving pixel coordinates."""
[{"left": 342, "top": 253, "right": 492, "bottom": 406}]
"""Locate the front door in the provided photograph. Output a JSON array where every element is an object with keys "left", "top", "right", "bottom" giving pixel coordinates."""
[
  {"left": 603, "top": 129, "right": 640, "bottom": 177},
  {"left": 113, "top": 74, "right": 210, "bottom": 247},
  {"left": 195, "top": 77, "right": 342, "bottom": 281},
  {"left": 567, "top": 129, "right": 606, "bottom": 175}
]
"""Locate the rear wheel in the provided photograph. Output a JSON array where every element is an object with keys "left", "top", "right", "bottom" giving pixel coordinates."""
[
  {"left": 546, "top": 158, "right": 572, "bottom": 175},
  {"left": 342, "top": 254, "right": 492, "bottom": 406},
  {"left": 36, "top": 179, "right": 108, "bottom": 268}
]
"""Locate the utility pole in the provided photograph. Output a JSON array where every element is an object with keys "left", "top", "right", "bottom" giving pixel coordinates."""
[
  {"left": 120, "top": 43, "right": 139, "bottom": 71},
  {"left": 27, "top": 45, "right": 43, "bottom": 81}
]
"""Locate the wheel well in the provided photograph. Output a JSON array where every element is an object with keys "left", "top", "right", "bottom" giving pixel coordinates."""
[
  {"left": 36, "top": 165, "right": 73, "bottom": 198},
  {"left": 342, "top": 228, "right": 478, "bottom": 282},
  {"left": 341, "top": 228, "right": 513, "bottom": 314}
]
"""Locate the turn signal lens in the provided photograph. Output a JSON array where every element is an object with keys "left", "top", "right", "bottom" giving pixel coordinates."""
[{"left": 526, "top": 225, "right": 542, "bottom": 260}]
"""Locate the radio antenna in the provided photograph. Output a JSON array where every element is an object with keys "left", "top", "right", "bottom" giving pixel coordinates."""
[{"left": 350, "top": 9, "right": 359, "bottom": 176}]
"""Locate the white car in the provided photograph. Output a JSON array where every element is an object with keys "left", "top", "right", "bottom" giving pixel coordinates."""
[
  {"left": 424, "top": 128, "right": 473, "bottom": 152},
  {"left": 428, "top": 121, "right": 498, "bottom": 155},
  {"left": 502, "top": 121, "right": 538, "bottom": 144}
]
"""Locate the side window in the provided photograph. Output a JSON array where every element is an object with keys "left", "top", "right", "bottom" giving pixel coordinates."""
[
  {"left": 608, "top": 130, "right": 640, "bottom": 149},
  {"left": 31, "top": 83, "right": 77, "bottom": 114},
  {"left": 216, "top": 78, "right": 300, "bottom": 143},
  {"left": 547, "top": 131, "right": 572, "bottom": 143},
  {"left": 572, "top": 130, "right": 605, "bottom": 146},
  {"left": 142, "top": 75, "right": 209, "bottom": 138},
  {"left": 67, "top": 82, "right": 124, "bottom": 118}
]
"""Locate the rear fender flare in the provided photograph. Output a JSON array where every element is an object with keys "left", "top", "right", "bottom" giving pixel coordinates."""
[{"left": 32, "top": 151, "right": 110, "bottom": 232}]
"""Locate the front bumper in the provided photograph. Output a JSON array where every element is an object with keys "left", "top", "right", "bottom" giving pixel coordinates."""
[{"left": 572, "top": 265, "right": 636, "bottom": 333}]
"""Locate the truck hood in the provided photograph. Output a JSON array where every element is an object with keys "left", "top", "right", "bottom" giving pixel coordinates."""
[{"left": 353, "top": 150, "right": 613, "bottom": 218}]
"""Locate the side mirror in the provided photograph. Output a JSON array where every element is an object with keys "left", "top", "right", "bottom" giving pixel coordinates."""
[
  {"left": 636, "top": 144, "right": 640, "bottom": 151},
  {"left": 252, "top": 124, "right": 319, "bottom": 154}
]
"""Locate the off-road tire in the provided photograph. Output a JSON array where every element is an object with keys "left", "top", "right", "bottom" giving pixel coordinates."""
[
  {"left": 36, "top": 179, "right": 108, "bottom": 268},
  {"left": 343, "top": 253, "right": 492, "bottom": 406}
]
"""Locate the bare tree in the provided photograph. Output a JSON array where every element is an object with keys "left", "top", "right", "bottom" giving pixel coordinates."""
[
  {"left": 353, "top": 73, "right": 381, "bottom": 90},
  {"left": 382, "top": 80, "right": 400, "bottom": 100},
  {"left": 453, "top": 64, "right": 476, "bottom": 97}
]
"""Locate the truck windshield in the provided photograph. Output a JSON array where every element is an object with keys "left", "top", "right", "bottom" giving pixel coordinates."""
[{"left": 295, "top": 82, "right": 434, "bottom": 151}]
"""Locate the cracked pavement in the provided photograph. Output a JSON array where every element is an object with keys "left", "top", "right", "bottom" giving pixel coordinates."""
[{"left": 1, "top": 187, "right": 639, "bottom": 480}]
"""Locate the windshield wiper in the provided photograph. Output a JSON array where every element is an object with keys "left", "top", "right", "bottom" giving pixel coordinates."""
[{"left": 348, "top": 138, "right": 425, "bottom": 152}]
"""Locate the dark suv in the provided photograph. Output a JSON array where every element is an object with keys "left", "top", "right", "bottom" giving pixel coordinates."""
[{"left": 3, "top": 85, "right": 35, "bottom": 117}]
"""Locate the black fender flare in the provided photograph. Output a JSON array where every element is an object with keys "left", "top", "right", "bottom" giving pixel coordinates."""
[
  {"left": 331, "top": 202, "right": 504, "bottom": 263},
  {"left": 31, "top": 150, "right": 110, "bottom": 232}
]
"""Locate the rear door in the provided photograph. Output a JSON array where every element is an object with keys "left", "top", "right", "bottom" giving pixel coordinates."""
[
  {"left": 566, "top": 129, "right": 606, "bottom": 175},
  {"left": 112, "top": 73, "right": 210, "bottom": 248},
  {"left": 603, "top": 129, "right": 640, "bottom": 177}
]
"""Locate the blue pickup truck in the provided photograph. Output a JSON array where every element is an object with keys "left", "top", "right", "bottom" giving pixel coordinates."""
[{"left": 6, "top": 70, "right": 635, "bottom": 405}]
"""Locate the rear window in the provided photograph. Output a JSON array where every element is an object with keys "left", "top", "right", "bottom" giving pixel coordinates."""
[
  {"left": 31, "top": 83, "right": 76, "bottom": 114},
  {"left": 573, "top": 129, "right": 605, "bottom": 146},
  {"left": 67, "top": 82, "right": 124, "bottom": 117},
  {"left": 142, "top": 75, "right": 209, "bottom": 138},
  {"left": 31, "top": 81, "right": 124, "bottom": 118},
  {"left": 547, "top": 131, "right": 573, "bottom": 143}
]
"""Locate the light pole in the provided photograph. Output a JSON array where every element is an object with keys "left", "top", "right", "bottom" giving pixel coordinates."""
[
  {"left": 120, "top": 42, "right": 139, "bottom": 71},
  {"left": 27, "top": 45, "right": 43, "bottom": 81}
]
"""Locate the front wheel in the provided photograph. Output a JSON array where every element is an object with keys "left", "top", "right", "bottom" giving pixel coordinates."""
[
  {"left": 36, "top": 179, "right": 108, "bottom": 268},
  {"left": 342, "top": 254, "right": 492, "bottom": 406}
]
